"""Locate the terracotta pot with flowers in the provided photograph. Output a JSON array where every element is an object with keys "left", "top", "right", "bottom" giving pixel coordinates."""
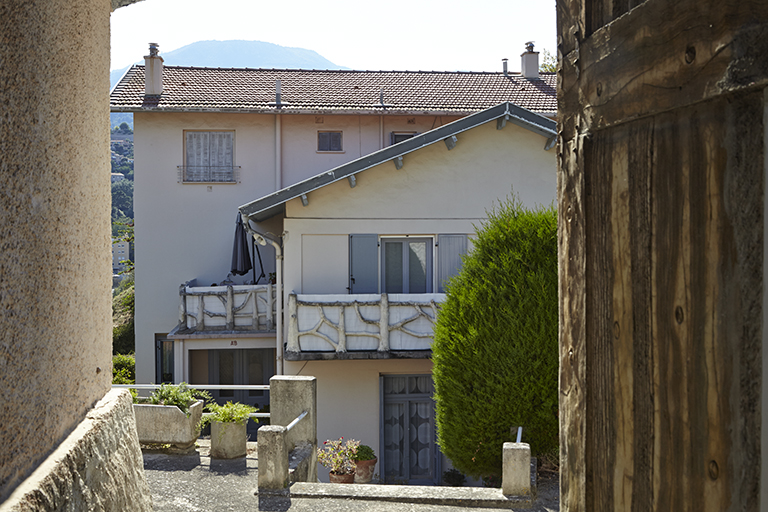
[{"left": 317, "top": 437, "right": 360, "bottom": 483}]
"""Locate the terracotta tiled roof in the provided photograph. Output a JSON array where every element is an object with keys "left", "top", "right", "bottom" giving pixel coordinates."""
[{"left": 110, "top": 66, "right": 556, "bottom": 116}]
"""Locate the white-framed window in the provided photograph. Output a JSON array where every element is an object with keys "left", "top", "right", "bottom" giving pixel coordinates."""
[
  {"left": 181, "top": 130, "right": 238, "bottom": 183},
  {"left": 349, "top": 233, "right": 468, "bottom": 294},
  {"left": 390, "top": 132, "right": 417, "bottom": 145},
  {"left": 381, "top": 238, "right": 433, "bottom": 294},
  {"left": 318, "top": 131, "right": 343, "bottom": 152}
]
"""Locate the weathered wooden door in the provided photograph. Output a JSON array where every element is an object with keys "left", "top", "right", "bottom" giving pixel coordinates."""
[{"left": 557, "top": 2, "right": 768, "bottom": 510}]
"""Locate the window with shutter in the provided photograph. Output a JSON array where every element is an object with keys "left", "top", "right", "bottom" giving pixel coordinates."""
[
  {"left": 182, "top": 131, "right": 236, "bottom": 183},
  {"left": 437, "top": 234, "right": 468, "bottom": 292},
  {"left": 349, "top": 234, "right": 378, "bottom": 293}
]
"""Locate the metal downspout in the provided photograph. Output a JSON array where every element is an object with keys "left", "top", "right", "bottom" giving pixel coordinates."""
[{"left": 245, "top": 225, "right": 284, "bottom": 375}]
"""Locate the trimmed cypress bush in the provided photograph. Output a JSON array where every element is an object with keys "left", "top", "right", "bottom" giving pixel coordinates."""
[{"left": 432, "top": 196, "right": 558, "bottom": 479}]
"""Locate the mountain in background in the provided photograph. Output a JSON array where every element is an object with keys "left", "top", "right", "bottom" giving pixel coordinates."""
[{"left": 110, "top": 39, "right": 346, "bottom": 89}]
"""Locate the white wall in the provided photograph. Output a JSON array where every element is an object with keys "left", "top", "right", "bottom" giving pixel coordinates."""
[
  {"left": 282, "top": 120, "right": 557, "bottom": 296},
  {"left": 283, "top": 358, "right": 433, "bottom": 482},
  {"left": 133, "top": 110, "right": 459, "bottom": 383}
]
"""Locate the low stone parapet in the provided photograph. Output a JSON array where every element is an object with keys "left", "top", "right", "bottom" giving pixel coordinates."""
[{"left": 1, "top": 389, "right": 151, "bottom": 511}]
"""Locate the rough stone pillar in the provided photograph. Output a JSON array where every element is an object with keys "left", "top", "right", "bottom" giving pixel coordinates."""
[
  {"left": 269, "top": 376, "right": 317, "bottom": 452},
  {"left": 269, "top": 376, "right": 318, "bottom": 482},
  {"left": 502, "top": 442, "right": 531, "bottom": 496},
  {"left": 0, "top": 0, "right": 136, "bottom": 502},
  {"left": 257, "top": 426, "right": 289, "bottom": 491}
]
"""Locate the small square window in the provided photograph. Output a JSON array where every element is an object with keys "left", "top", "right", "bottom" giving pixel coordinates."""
[
  {"left": 318, "top": 131, "right": 343, "bottom": 152},
  {"left": 391, "top": 132, "right": 417, "bottom": 145}
]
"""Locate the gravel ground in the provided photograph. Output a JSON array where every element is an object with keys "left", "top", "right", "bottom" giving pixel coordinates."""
[{"left": 143, "top": 442, "right": 559, "bottom": 512}]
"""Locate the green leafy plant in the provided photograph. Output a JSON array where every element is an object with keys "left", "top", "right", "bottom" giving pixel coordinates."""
[
  {"left": 112, "top": 353, "right": 135, "bottom": 384},
  {"left": 199, "top": 401, "right": 259, "bottom": 429},
  {"left": 433, "top": 194, "right": 558, "bottom": 478},
  {"left": 353, "top": 444, "right": 376, "bottom": 462},
  {"left": 317, "top": 437, "right": 359, "bottom": 475},
  {"left": 443, "top": 468, "right": 466, "bottom": 487},
  {"left": 136, "top": 383, "right": 212, "bottom": 416}
]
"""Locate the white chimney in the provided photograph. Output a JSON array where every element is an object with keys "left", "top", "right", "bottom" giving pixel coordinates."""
[
  {"left": 144, "top": 43, "right": 163, "bottom": 96},
  {"left": 521, "top": 41, "right": 539, "bottom": 79}
]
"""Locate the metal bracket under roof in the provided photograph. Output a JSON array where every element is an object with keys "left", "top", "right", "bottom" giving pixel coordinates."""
[
  {"left": 497, "top": 115, "right": 508, "bottom": 130},
  {"left": 444, "top": 135, "right": 458, "bottom": 150},
  {"left": 348, "top": 175, "right": 357, "bottom": 188},
  {"left": 300, "top": 193, "right": 309, "bottom": 207},
  {"left": 544, "top": 136, "right": 556, "bottom": 151},
  {"left": 393, "top": 156, "right": 404, "bottom": 170}
]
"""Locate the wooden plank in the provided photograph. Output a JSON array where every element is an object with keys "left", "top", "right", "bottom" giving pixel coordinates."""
[
  {"left": 558, "top": 129, "right": 587, "bottom": 511},
  {"left": 560, "top": 0, "right": 768, "bottom": 132}
]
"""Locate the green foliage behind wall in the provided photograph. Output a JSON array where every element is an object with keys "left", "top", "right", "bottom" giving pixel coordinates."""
[{"left": 432, "top": 196, "right": 558, "bottom": 478}]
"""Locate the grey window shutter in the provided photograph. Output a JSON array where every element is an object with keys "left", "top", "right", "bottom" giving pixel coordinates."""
[
  {"left": 349, "top": 234, "right": 378, "bottom": 294},
  {"left": 437, "top": 234, "right": 468, "bottom": 293}
]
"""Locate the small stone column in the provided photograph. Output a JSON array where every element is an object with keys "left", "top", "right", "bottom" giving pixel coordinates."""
[
  {"left": 257, "top": 426, "right": 289, "bottom": 491},
  {"left": 502, "top": 442, "right": 531, "bottom": 496},
  {"left": 269, "top": 376, "right": 318, "bottom": 482}
]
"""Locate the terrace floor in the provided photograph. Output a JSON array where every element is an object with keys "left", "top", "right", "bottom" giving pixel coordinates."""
[{"left": 143, "top": 440, "right": 560, "bottom": 512}]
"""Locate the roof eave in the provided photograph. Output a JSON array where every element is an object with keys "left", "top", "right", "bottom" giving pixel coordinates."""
[{"left": 238, "top": 101, "right": 556, "bottom": 223}]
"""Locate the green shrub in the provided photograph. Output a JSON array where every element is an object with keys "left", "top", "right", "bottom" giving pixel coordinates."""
[
  {"left": 432, "top": 195, "right": 558, "bottom": 479},
  {"left": 136, "top": 383, "right": 212, "bottom": 416},
  {"left": 112, "top": 283, "right": 135, "bottom": 354},
  {"left": 112, "top": 353, "right": 135, "bottom": 384},
  {"left": 353, "top": 444, "right": 376, "bottom": 461},
  {"left": 199, "top": 401, "right": 259, "bottom": 428}
]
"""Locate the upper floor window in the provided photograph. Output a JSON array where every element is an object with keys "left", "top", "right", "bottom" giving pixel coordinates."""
[
  {"left": 391, "top": 132, "right": 417, "bottom": 145},
  {"left": 318, "top": 131, "right": 343, "bottom": 152},
  {"left": 181, "top": 131, "right": 238, "bottom": 183}
]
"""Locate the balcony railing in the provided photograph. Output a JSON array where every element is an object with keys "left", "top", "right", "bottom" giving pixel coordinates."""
[
  {"left": 176, "top": 282, "right": 279, "bottom": 333},
  {"left": 286, "top": 293, "right": 445, "bottom": 356}
]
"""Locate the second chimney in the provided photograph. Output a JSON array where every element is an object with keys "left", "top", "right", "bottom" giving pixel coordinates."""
[
  {"left": 521, "top": 41, "right": 539, "bottom": 79},
  {"left": 144, "top": 43, "right": 164, "bottom": 96}
]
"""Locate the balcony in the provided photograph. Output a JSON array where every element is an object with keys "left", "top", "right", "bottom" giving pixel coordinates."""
[
  {"left": 285, "top": 293, "right": 445, "bottom": 360},
  {"left": 171, "top": 281, "right": 279, "bottom": 335}
]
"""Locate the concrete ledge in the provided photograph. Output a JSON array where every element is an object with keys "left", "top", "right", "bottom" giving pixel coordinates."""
[
  {"left": 285, "top": 482, "right": 532, "bottom": 509},
  {"left": 285, "top": 350, "right": 432, "bottom": 361},
  {"left": 1, "top": 389, "right": 151, "bottom": 511}
]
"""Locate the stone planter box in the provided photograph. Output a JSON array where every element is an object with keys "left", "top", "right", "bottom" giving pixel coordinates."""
[
  {"left": 210, "top": 421, "right": 247, "bottom": 459},
  {"left": 133, "top": 400, "right": 203, "bottom": 448}
]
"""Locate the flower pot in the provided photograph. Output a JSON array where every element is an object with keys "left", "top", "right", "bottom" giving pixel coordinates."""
[
  {"left": 133, "top": 400, "right": 203, "bottom": 449},
  {"left": 329, "top": 472, "right": 355, "bottom": 484},
  {"left": 354, "top": 458, "right": 377, "bottom": 484},
  {"left": 210, "top": 420, "right": 247, "bottom": 459}
]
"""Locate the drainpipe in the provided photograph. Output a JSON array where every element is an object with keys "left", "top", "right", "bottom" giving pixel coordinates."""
[
  {"left": 275, "top": 114, "right": 282, "bottom": 190},
  {"left": 245, "top": 225, "right": 284, "bottom": 374}
]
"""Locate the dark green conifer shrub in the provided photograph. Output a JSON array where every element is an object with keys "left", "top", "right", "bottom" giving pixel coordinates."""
[{"left": 432, "top": 196, "right": 558, "bottom": 479}]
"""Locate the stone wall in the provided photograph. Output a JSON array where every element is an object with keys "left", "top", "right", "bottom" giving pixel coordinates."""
[
  {"left": 0, "top": 0, "right": 123, "bottom": 500},
  {"left": 1, "top": 390, "right": 152, "bottom": 511}
]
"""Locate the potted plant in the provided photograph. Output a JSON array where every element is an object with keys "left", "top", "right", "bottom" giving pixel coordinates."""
[
  {"left": 199, "top": 401, "right": 259, "bottom": 459},
  {"left": 353, "top": 444, "right": 377, "bottom": 484},
  {"left": 133, "top": 382, "right": 211, "bottom": 449},
  {"left": 317, "top": 437, "right": 359, "bottom": 483}
]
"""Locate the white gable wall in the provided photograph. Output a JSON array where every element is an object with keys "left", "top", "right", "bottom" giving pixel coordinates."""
[
  {"left": 281, "top": 120, "right": 556, "bottom": 296},
  {"left": 280, "top": 119, "right": 556, "bottom": 477}
]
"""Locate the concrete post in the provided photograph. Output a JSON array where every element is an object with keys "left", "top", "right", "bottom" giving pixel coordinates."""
[
  {"left": 502, "top": 442, "right": 531, "bottom": 496},
  {"left": 270, "top": 376, "right": 317, "bottom": 451},
  {"left": 269, "top": 375, "right": 318, "bottom": 482},
  {"left": 257, "top": 426, "right": 289, "bottom": 491}
]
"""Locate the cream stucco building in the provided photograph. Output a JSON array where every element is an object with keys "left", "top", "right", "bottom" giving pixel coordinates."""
[{"left": 110, "top": 47, "right": 557, "bottom": 483}]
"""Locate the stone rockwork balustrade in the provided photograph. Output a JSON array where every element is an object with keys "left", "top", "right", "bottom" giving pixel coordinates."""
[
  {"left": 176, "top": 281, "right": 279, "bottom": 333},
  {"left": 286, "top": 293, "right": 444, "bottom": 355}
]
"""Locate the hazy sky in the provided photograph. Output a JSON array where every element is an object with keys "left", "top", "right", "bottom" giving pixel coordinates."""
[{"left": 110, "top": 0, "right": 556, "bottom": 73}]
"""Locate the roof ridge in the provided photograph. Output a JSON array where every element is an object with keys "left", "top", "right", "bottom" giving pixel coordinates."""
[{"left": 131, "top": 64, "right": 523, "bottom": 75}]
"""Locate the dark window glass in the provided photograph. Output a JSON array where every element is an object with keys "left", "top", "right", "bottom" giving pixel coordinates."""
[{"left": 318, "top": 131, "right": 342, "bottom": 151}]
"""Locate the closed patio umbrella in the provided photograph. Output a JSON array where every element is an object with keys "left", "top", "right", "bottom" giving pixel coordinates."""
[{"left": 231, "top": 213, "right": 253, "bottom": 277}]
